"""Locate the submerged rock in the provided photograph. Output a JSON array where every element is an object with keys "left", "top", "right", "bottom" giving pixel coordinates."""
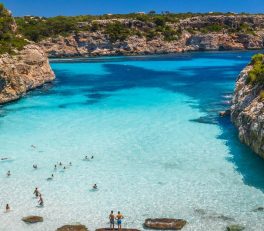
[
  {"left": 226, "top": 224, "right": 245, "bottom": 231},
  {"left": 56, "top": 224, "right": 88, "bottom": 231},
  {"left": 22, "top": 216, "right": 43, "bottom": 223},
  {"left": 252, "top": 206, "right": 264, "bottom": 212},
  {"left": 144, "top": 218, "right": 187, "bottom": 230}
]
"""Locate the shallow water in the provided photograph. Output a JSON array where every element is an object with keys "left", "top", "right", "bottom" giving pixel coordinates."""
[{"left": 1, "top": 51, "right": 264, "bottom": 231}]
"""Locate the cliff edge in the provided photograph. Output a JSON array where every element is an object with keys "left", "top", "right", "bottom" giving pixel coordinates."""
[
  {"left": 0, "top": 4, "right": 55, "bottom": 104},
  {"left": 231, "top": 55, "right": 264, "bottom": 158},
  {"left": 0, "top": 44, "right": 55, "bottom": 104}
]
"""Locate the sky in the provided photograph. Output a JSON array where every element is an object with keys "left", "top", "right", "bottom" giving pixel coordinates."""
[{"left": 1, "top": 0, "right": 264, "bottom": 17}]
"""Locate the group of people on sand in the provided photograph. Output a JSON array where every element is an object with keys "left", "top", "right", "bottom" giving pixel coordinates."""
[{"left": 109, "top": 211, "right": 124, "bottom": 230}]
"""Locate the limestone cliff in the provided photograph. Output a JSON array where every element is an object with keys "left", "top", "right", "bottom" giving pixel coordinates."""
[
  {"left": 37, "top": 15, "right": 264, "bottom": 57},
  {"left": 0, "top": 44, "right": 55, "bottom": 104},
  {"left": 231, "top": 62, "right": 264, "bottom": 158},
  {"left": 0, "top": 3, "right": 55, "bottom": 104}
]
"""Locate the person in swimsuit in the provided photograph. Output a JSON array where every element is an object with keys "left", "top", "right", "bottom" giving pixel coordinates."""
[
  {"left": 116, "top": 211, "right": 124, "bottom": 230},
  {"left": 33, "top": 187, "right": 39, "bottom": 197},
  {"left": 6, "top": 170, "right": 11, "bottom": 177},
  {"left": 93, "top": 184, "right": 97, "bottom": 190},
  {"left": 38, "top": 195, "right": 44, "bottom": 206},
  {"left": 5, "top": 204, "right": 10, "bottom": 212},
  {"left": 33, "top": 164, "right": 37, "bottom": 169},
  {"left": 109, "top": 210, "right": 115, "bottom": 230}
]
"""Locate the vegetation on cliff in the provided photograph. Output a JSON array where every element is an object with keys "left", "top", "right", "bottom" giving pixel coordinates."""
[
  {"left": 247, "top": 54, "right": 264, "bottom": 85},
  {"left": 0, "top": 3, "right": 28, "bottom": 54},
  {"left": 15, "top": 12, "right": 262, "bottom": 43}
]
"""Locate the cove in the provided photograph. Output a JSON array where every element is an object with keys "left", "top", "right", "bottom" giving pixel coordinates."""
[{"left": 1, "top": 51, "right": 264, "bottom": 231}]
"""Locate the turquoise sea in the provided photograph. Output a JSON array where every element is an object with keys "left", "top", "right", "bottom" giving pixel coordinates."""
[{"left": 1, "top": 51, "right": 264, "bottom": 231}]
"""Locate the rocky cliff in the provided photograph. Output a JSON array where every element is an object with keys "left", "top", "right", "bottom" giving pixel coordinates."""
[
  {"left": 0, "top": 44, "right": 55, "bottom": 104},
  {"left": 0, "top": 4, "right": 55, "bottom": 104},
  {"left": 231, "top": 58, "right": 264, "bottom": 158},
  {"left": 36, "top": 15, "right": 264, "bottom": 57}
]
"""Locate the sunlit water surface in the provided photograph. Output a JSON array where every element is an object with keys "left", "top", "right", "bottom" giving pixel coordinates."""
[{"left": 1, "top": 51, "right": 264, "bottom": 231}]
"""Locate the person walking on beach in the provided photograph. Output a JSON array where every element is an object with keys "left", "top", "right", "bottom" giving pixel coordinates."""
[
  {"left": 116, "top": 211, "right": 124, "bottom": 230},
  {"left": 109, "top": 210, "right": 115, "bottom": 230},
  {"left": 33, "top": 187, "right": 39, "bottom": 197}
]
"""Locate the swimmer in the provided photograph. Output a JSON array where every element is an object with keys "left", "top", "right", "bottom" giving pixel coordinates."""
[
  {"left": 69, "top": 162, "right": 72, "bottom": 166},
  {"left": 47, "top": 174, "right": 54, "bottom": 181},
  {"left": 6, "top": 170, "right": 11, "bottom": 177},
  {"left": 33, "top": 187, "right": 39, "bottom": 197},
  {"left": 59, "top": 162, "right": 62, "bottom": 166},
  {"left": 93, "top": 184, "right": 97, "bottom": 190},
  {"left": 54, "top": 164, "right": 57, "bottom": 169},
  {"left": 33, "top": 164, "right": 37, "bottom": 169},
  {"left": 63, "top": 166, "right": 66, "bottom": 170},
  {"left": 31, "top": 145, "right": 36, "bottom": 149},
  {"left": 1, "top": 157, "right": 8, "bottom": 160},
  {"left": 91, "top": 156, "right": 94, "bottom": 159},
  {"left": 5, "top": 204, "right": 10, "bottom": 212}
]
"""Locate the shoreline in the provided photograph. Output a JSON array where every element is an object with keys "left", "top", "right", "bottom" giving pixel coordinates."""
[{"left": 49, "top": 48, "right": 264, "bottom": 62}]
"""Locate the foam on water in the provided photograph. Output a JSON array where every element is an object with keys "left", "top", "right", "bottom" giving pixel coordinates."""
[{"left": 1, "top": 51, "right": 264, "bottom": 231}]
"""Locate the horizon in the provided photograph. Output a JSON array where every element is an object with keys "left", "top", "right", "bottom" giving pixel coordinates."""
[{"left": 1, "top": 0, "right": 264, "bottom": 17}]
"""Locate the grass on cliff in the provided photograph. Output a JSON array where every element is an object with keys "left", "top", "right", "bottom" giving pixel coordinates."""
[{"left": 247, "top": 54, "right": 264, "bottom": 85}]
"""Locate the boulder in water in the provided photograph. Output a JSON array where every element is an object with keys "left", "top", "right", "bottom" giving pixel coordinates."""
[
  {"left": 144, "top": 218, "right": 187, "bottom": 230},
  {"left": 56, "top": 224, "right": 88, "bottom": 231},
  {"left": 219, "top": 109, "right": 231, "bottom": 117},
  {"left": 22, "top": 216, "right": 43, "bottom": 223},
  {"left": 226, "top": 224, "right": 245, "bottom": 231}
]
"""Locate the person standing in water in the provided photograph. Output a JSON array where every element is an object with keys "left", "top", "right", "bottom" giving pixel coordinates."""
[
  {"left": 6, "top": 170, "right": 11, "bottom": 177},
  {"left": 5, "top": 204, "right": 10, "bottom": 212},
  {"left": 33, "top": 187, "right": 39, "bottom": 197},
  {"left": 109, "top": 210, "right": 115, "bottom": 230},
  {"left": 38, "top": 194, "right": 44, "bottom": 206},
  {"left": 116, "top": 211, "right": 124, "bottom": 230}
]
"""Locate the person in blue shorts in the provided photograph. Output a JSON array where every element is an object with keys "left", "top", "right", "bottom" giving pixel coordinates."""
[{"left": 116, "top": 211, "right": 124, "bottom": 230}]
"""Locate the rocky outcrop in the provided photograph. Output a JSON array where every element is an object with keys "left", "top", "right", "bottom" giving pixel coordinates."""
[
  {"left": 144, "top": 218, "right": 187, "bottom": 230},
  {"left": 56, "top": 224, "right": 88, "bottom": 231},
  {"left": 231, "top": 64, "right": 264, "bottom": 158},
  {"left": 0, "top": 44, "right": 55, "bottom": 104},
  {"left": 38, "top": 15, "right": 264, "bottom": 57},
  {"left": 22, "top": 216, "right": 43, "bottom": 223},
  {"left": 96, "top": 229, "right": 140, "bottom": 231},
  {"left": 39, "top": 31, "right": 264, "bottom": 58},
  {"left": 226, "top": 224, "right": 245, "bottom": 231}
]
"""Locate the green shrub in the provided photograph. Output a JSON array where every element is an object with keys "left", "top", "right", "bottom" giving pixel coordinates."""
[
  {"left": 247, "top": 54, "right": 264, "bottom": 85},
  {"left": 104, "top": 22, "right": 131, "bottom": 42},
  {"left": 260, "top": 90, "right": 264, "bottom": 100}
]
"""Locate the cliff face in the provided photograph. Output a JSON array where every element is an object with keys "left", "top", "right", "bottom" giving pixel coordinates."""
[
  {"left": 0, "top": 44, "right": 55, "bottom": 104},
  {"left": 37, "top": 15, "right": 264, "bottom": 57},
  {"left": 231, "top": 65, "right": 264, "bottom": 158}
]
